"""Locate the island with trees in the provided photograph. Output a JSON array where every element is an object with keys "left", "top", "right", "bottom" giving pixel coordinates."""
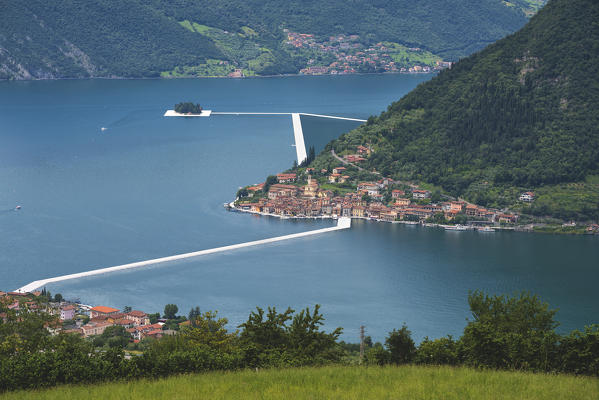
[{"left": 174, "top": 102, "right": 203, "bottom": 114}]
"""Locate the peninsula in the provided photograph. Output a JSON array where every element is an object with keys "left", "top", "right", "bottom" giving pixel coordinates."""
[{"left": 231, "top": 0, "right": 599, "bottom": 234}]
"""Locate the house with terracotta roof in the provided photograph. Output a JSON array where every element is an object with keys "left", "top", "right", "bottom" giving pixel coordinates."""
[
  {"left": 498, "top": 213, "right": 518, "bottom": 224},
  {"left": 276, "top": 173, "right": 297, "bottom": 183},
  {"left": 357, "top": 145, "right": 371, "bottom": 155},
  {"left": 332, "top": 167, "right": 346, "bottom": 174},
  {"left": 465, "top": 204, "right": 478, "bottom": 216},
  {"left": 412, "top": 189, "right": 431, "bottom": 199},
  {"left": 392, "top": 189, "right": 405, "bottom": 199},
  {"left": 114, "top": 318, "right": 135, "bottom": 329},
  {"left": 394, "top": 198, "right": 411, "bottom": 207},
  {"left": 351, "top": 205, "right": 365, "bottom": 217},
  {"left": 328, "top": 173, "right": 341, "bottom": 183},
  {"left": 126, "top": 310, "right": 150, "bottom": 326},
  {"left": 81, "top": 321, "right": 113, "bottom": 337},
  {"left": 90, "top": 306, "right": 120, "bottom": 318}
]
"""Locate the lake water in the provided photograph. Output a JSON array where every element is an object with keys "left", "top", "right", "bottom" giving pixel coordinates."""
[{"left": 1, "top": 74, "right": 598, "bottom": 342}]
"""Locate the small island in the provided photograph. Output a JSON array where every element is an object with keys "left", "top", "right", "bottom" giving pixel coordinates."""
[
  {"left": 164, "top": 102, "right": 212, "bottom": 117},
  {"left": 174, "top": 102, "right": 203, "bottom": 114}
]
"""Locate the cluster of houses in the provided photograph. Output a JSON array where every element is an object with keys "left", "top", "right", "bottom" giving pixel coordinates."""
[
  {"left": 285, "top": 30, "right": 451, "bottom": 75},
  {"left": 236, "top": 168, "right": 519, "bottom": 225},
  {"left": 0, "top": 291, "right": 171, "bottom": 342}
]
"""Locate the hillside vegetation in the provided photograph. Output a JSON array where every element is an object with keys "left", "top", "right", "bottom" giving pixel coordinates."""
[
  {"left": 3, "top": 365, "right": 598, "bottom": 400},
  {"left": 2, "top": 290, "right": 599, "bottom": 393},
  {"left": 0, "top": 0, "right": 536, "bottom": 79},
  {"left": 319, "top": 0, "right": 599, "bottom": 221}
]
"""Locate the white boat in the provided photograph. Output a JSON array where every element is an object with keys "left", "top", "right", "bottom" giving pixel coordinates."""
[
  {"left": 477, "top": 226, "right": 495, "bottom": 232},
  {"left": 445, "top": 224, "right": 469, "bottom": 231}
]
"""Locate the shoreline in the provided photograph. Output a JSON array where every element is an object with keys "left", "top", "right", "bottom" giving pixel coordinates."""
[
  {"left": 226, "top": 202, "right": 598, "bottom": 235},
  {"left": 0, "top": 71, "right": 436, "bottom": 83}
]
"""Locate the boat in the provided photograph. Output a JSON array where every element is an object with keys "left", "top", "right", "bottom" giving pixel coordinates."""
[
  {"left": 445, "top": 224, "right": 469, "bottom": 231},
  {"left": 15, "top": 205, "right": 21, "bottom": 210},
  {"left": 477, "top": 226, "right": 495, "bottom": 232}
]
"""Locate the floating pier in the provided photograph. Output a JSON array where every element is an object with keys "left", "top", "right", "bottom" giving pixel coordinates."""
[
  {"left": 16, "top": 217, "right": 351, "bottom": 293},
  {"left": 291, "top": 113, "right": 307, "bottom": 163},
  {"left": 165, "top": 110, "right": 366, "bottom": 164},
  {"left": 164, "top": 110, "right": 212, "bottom": 117}
]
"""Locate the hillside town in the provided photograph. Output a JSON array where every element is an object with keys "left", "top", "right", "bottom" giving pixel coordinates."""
[
  {"left": 285, "top": 31, "right": 453, "bottom": 75},
  {"left": 233, "top": 145, "right": 521, "bottom": 229},
  {"left": 0, "top": 290, "right": 178, "bottom": 343},
  {"left": 233, "top": 144, "right": 599, "bottom": 234}
]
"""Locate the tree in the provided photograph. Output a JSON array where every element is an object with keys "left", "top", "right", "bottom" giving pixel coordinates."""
[
  {"left": 175, "top": 102, "right": 202, "bottom": 114},
  {"left": 263, "top": 175, "right": 278, "bottom": 193},
  {"left": 460, "top": 290, "right": 559, "bottom": 370},
  {"left": 385, "top": 324, "right": 415, "bottom": 364},
  {"left": 415, "top": 336, "right": 459, "bottom": 365},
  {"left": 236, "top": 187, "right": 249, "bottom": 198},
  {"left": 188, "top": 306, "right": 201, "bottom": 327},
  {"left": 101, "top": 325, "right": 131, "bottom": 349},
  {"left": 148, "top": 312, "right": 160, "bottom": 324},
  {"left": 164, "top": 304, "right": 178, "bottom": 320},
  {"left": 123, "top": 306, "right": 132, "bottom": 313},
  {"left": 53, "top": 293, "right": 63, "bottom": 303},
  {"left": 180, "top": 311, "right": 236, "bottom": 351}
]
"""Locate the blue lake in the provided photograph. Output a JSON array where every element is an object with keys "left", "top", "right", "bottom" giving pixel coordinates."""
[{"left": 1, "top": 74, "right": 598, "bottom": 341}]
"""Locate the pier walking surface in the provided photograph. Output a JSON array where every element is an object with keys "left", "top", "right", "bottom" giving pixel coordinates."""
[
  {"left": 16, "top": 218, "right": 351, "bottom": 293},
  {"left": 164, "top": 110, "right": 366, "bottom": 164}
]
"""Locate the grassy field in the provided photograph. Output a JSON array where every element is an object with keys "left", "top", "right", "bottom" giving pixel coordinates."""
[{"left": 2, "top": 365, "right": 598, "bottom": 400}]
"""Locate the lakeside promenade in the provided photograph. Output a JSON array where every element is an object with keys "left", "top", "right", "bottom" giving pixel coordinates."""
[{"left": 16, "top": 217, "right": 351, "bottom": 293}]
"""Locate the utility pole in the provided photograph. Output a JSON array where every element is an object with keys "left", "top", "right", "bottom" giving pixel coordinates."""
[{"left": 359, "top": 325, "right": 365, "bottom": 364}]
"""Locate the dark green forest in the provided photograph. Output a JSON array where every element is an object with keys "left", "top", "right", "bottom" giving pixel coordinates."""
[
  {"left": 0, "top": 0, "right": 532, "bottom": 79},
  {"left": 319, "top": 0, "right": 599, "bottom": 220}
]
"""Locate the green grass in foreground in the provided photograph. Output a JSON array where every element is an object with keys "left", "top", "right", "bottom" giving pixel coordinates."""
[{"left": 3, "top": 365, "right": 598, "bottom": 400}]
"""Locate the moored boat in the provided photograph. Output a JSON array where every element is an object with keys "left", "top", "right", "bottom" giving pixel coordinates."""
[{"left": 445, "top": 224, "right": 469, "bottom": 231}]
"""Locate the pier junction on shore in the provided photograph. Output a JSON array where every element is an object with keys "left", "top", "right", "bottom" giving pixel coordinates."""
[
  {"left": 164, "top": 110, "right": 366, "bottom": 164},
  {"left": 16, "top": 217, "right": 351, "bottom": 293}
]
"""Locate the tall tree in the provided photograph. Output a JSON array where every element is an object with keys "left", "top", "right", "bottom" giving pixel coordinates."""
[{"left": 163, "top": 304, "right": 179, "bottom": 320}]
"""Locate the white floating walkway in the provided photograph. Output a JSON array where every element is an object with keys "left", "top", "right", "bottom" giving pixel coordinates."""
[
  {"left": 291, "top": 113, "right": 307, "bottom": 163},
  {"left": 16, "top": 217, "right": 351, "bottom": 293},
  {"left": 165, "top": 110, "right": 366, "bottom": 165},
  {"left": 164, "top": 110, "right": 212, "bottom": 117}
]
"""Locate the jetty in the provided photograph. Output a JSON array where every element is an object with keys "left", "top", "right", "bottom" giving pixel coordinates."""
[
  {"left": 164, "top": 110, "right": 366, "bottom": 164},
  {"left": 16, "top": 217, "right": 351, "bottom": 293}
]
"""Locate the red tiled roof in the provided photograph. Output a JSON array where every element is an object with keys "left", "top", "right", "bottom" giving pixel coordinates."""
[
  {"left": 91, "top": 306, "right": 119, "bottom": 314},
  {"left": 127, "top": 310, "right": 147, "bottom": 317}
]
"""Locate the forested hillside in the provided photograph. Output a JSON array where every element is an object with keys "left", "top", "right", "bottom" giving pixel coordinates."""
[
  {"left": 319, "top": 0, "right": 599, "bottom": 220},
  {"left": 0, "top": 0, "right": 535, "bottom": 79},
  {"left": 0, "top": 0, "right": 221, "bottom": 79}
]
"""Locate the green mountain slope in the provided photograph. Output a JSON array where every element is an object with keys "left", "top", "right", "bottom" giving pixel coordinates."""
[
  {"left": 153, "top": 0, "right": 529, "bottom": 61},
  {"left": 0, "top": 0, "right": 221, "bottom": 79},
  {"left": 318, "top": 0, "right": 599, "bottom": 220},
  {"left": 0, "top": 0, "right": 534, "bottom": 79}
]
